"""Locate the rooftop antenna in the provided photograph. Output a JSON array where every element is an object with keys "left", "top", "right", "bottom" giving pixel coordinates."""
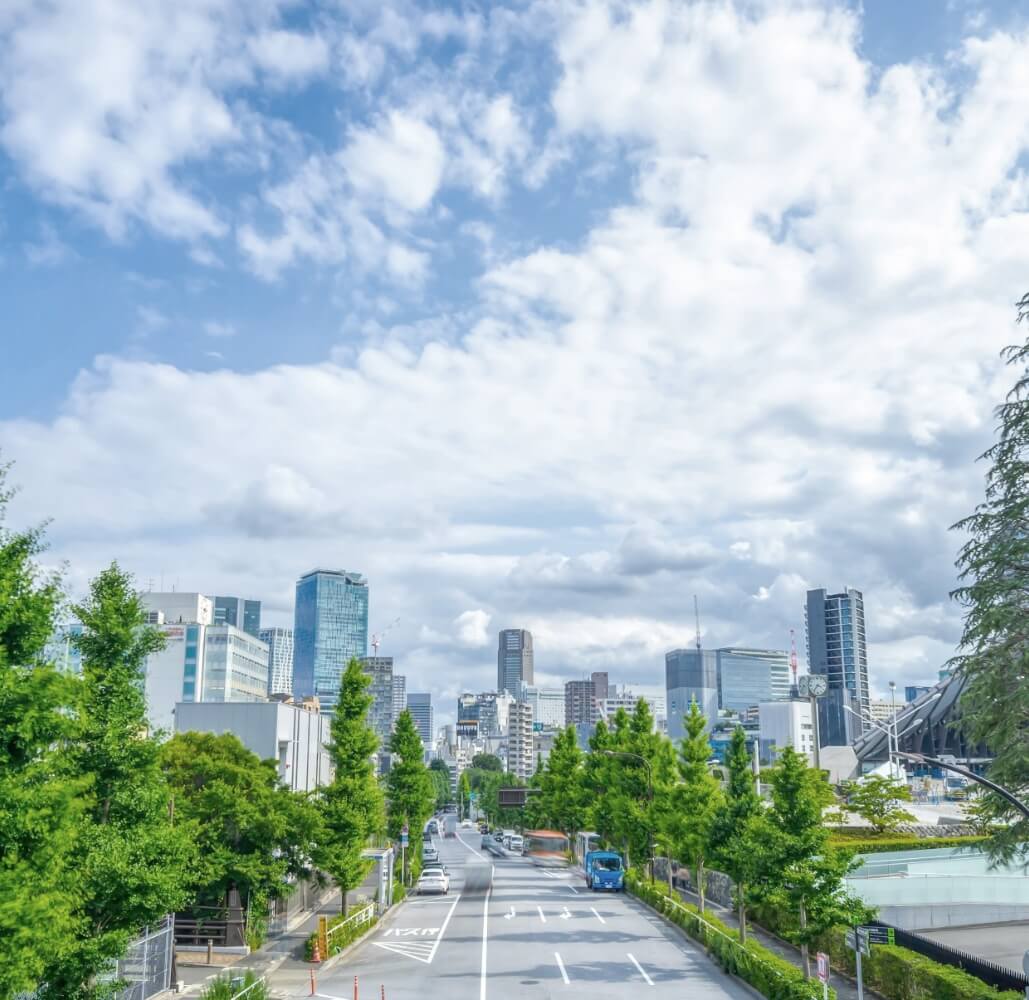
[
  {"left": 790, "top": 628, "right": 799, "bottom": 687},
  {"left": 693, "top": 595, "right": 702, "bottom": 650},
  {"left": 370, "top": 616, "right": 401, "bottom": 657}
]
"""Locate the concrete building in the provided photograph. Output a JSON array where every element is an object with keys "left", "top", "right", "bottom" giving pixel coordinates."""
[
  {"left": 805, "top": 587, "right": 870, "bottom": 746},
  {"left": 519, "top": 685, "right": 566, "bottom": 729},
  {"left": 175, "top": 699, "right": 332, "bottom": 792},
  {"left": 716, "top": 647, "right": 790, "bottom": 711},
  {"left": 392, "top": 674, "right": 407, "bottom": 723},
  {"left": 214, "top": 596, "right": 262, "bottom": 637},
  {"left": 407, "top": 692, "right": 433, "bottom": 745},
  {"left": 868, "top": 699, "right": 896, "bottom": 725},
  {"left": 259, "top": 626, "right": 294, "bottom": 696},
  {"left": 42, "top": 622, "right": 84, "bottom": 674},
  {"left": 759, "top": 700, "right": 816, "bottom": 763},
  {"left": 143, "top": 591, "right": 214, "bottom": 626},
  {"left": 292, "top": 569, "right": 369, "bottom": 712},
  {"left": 507, "top": 701, "right": 534, "bottom": 779},
  {"left": 497, "top": 629, "right": 533, "bottom": 696},
  {"left": 564, "top": 679, "right": 597, "bottom": 728},
  {"left": 144, "top": 621, "right": 269, "bottom": 733},
  {"left": 591, "top": 671, "right": 609, "bottom": 701},
  {"left": 596, "top": 685, "right": 638, "bottom": 720},
  {"left": 666, "top": 648, "right": 719, "bottom": 741},
  {"left": 456, "top": 691, "right": 514, "bottom": 739},
  {"left": 360, "top": 656, "right": 395, "bottom": 746}
]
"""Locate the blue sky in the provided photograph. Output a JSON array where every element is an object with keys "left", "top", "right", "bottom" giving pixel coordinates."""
[{"left": 2, "top": 0, "right": 1029, "bottom": 721}]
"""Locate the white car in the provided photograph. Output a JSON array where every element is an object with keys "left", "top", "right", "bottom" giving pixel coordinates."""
[{"left": 417, "top": 870, "right": 449, "bottom": 895}]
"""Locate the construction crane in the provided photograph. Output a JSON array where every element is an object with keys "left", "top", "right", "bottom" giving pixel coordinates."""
[
  {"left": 693, "top": 595, "right": 702, "bottom": 650},
  {"left": 370, "top": 616, "right": 401, "bottom": 657},
  {"left": 789, "top": 628, "right": 799, "bottom": 687}
]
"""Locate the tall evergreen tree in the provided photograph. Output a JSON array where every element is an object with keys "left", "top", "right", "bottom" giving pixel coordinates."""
[
  {"left": 39, "top": 565, "right": 195, "bottom": 999},
  {"left": 952, "top": 316, "right": 1029, "bottom": 865},
  {"left": 0, "top": 471, "right": 84, "bottom": 997},
  {"left": 708, "top": 726, "right": 769, "bottom": 942},
  {"left": 667, "top": 700, "right": 723, "bottom": 912},
  {"left": 386, "top": 710, "right": 434, "bottom": 880},
  {"left": 316, "top": 659, "right": 385, "bottom": 914},
  {"left": 538, "top": 726, "right": 587, "bottom": 839}
]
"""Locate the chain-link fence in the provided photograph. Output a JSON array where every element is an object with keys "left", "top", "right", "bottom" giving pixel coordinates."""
[{"left": 99, "top": 916, "right": 174, "bottom": 1000}]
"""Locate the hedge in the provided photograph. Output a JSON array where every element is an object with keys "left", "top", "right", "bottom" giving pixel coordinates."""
[
  {"left": 815, "top": 926, "right": 1022, "bottom": 1000},
  {"left": 303, "top": 905, "right": 379, "bottom": 961},
  {"left": 827, "top": 834, "right": 987, "bottom": 855},
  {"left": 200, "top": 970, "right": 269, "bottom": 1000},
  {"left": 628, "top": 874, "right": 833, "bottom": 1000}
]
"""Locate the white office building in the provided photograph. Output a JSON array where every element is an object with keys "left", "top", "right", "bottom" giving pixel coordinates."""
[
  {"left": 259, "top": 626, "right": 294, "bottom": 696},
  {"left": 175, "top": 699, "right": 332, "bottom": 792},
  {"left": 142, "top": 591, "right": 214, "bottom": 626},
  {"left": 507, "top": 701, "right": 535, "bottom": 779},
  {"left": 392, "top": 674, "right": 407, "bottom": 724},
  {"left": 759, "top": 700, "right": 815, "bottom": 763},
  {"left": 519, "top": 685, "right": 566, "bottom": 729}
]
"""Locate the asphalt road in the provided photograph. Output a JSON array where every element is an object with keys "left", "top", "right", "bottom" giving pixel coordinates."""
[{"left": 305, "top": 828, "right": 756, "bottom": 1000}]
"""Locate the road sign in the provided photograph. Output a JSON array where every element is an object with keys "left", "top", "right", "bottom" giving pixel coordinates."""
[
  {"left": 816, "top": 952, "right": 829, "bottom": 983},
  {"left": 845, "top": 929, "right": 857, "bottom": 951},
  {"left": 862, "top": 925, "right": 895, "bottom": 945},
  {"left": 499, "top": 787, "right": 528, "bottom": 807},
  {"left": 400, "top": 824, "right": 408, "bottom": 847},
  {"left": 469, "top": 791, "right": 478, "bottom": 801},
  {"left": 856, "top": 927, "right": 871, "bottom": 958}
]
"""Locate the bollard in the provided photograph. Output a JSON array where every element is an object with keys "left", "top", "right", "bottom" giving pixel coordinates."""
[
  {"left": 353, "top": 975, "right": 359, "bottom": 1000},
  {"left": 381, "top": 986, "right": 385, "bottom": 1000},
  {"left": 206, "top": 939, "right": 213, "bottom": 965},
  {"left": 309, "top": 969, "right": 316, "bottom": 996}
]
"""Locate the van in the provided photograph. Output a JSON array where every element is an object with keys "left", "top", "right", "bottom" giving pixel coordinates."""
[{"left": 508, "top": 835, "right": 524, "bottom": 854}]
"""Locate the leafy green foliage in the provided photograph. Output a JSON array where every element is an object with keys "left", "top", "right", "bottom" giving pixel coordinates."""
[
  {"left": 200, "top": 970, "right": 270, "bottom": 1000},
  {"left": 316, "top": 658, "right": 385, "bottom": 910},
  {"left": 951, "top": 317, "right": 1029, "bottom": 867},
  {"left": 161, "top": 731, "right": 321, "bottom": 913},
  {"left": 841, "top": 775, "right": 916, "bottom": 834},
  {"left": 386, "top": 710, "right": 435, "bottom": 877},
  {"left": 535, "top": 726, "right": 587, "bottom": 837},
  {"left": 303, "top": 905, "right": 378, "bottom": 960},
  {"left": 0, "top": 471, "right": 85, "bottom": 998},
  {"left": 827, "top": 833, "right": 987, "bottom": 854},
  {"left": 471, "top": 752, "right": 502, "bottom": 772},
  {"left": 38, "top": 565, "right": 196, "bottom": 1000}
]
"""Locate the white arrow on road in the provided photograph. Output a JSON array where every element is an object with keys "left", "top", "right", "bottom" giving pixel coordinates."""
[
  {"left": 560, "top": 906, "right": 572, "bottom": 920},
  {"left": 504, "top": 906, "right": 516, "bottom": 920}
]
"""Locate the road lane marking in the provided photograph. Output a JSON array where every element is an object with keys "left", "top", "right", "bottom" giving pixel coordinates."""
[
  {"left": 568, "top": 886, "right": 578, "bottom": 894},
  {"left": 537, "top": 905, "right": 547, "bottom": 923},
  {"left": 541, "top": 869, "right": 557, "bottom": 879},
  {"left": 480, "top": 888, "right": 490, "bottom": 1000},
  {"left": 554, "top": 953, "right": 570, "bottom": 984},
  {"left": 373, "top": 894, "right": 460, "bottom": 963},
  {"left": 560, "top": 906, "right": 571, "bottom": 920},
  {"left": 590, "top": 907, "right": 606, "bottom": 924},
  {"left": 456, "top": 829, "right": 487, "bottom": 860},
  {"left": 628, "top": 953, "right": 654, "bottom": 986},
  {"left": 503, "top": 906, "right": 515, "bottom": 919}
]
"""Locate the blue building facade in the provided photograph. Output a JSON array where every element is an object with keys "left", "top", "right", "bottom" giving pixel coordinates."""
[
  {"left": 214, "top": 596, "right": 262, "bottom": 637},
  {"left": 292, "top": 569, "right": 369, "bottom": 711},
  {"left": 716, "top": 647, "right": 791, "bottom": 711}
]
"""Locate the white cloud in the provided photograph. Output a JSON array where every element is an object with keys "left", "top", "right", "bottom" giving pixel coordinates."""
[
  {"left": 454, "top": 609, "right": 491, "bottom": 647},
  {"left": 23, "top": 222, "right": 73, "bottom": 266},
  {"left": 204, "top": 320, "right": 238, "bottom": 338},
  {"left": 248, "top": 29, "right": 329, "bottom": 83}
]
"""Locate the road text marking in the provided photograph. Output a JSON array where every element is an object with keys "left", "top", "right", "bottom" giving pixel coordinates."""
[
  {"left": 555, "top": 953, "right": 570, "bottom": 984},
  {"left": 373, "top": 894, "right": 460, "bottom": 963},
  {"left": 628, "top": 954, "right": 654, "bottom": 986},
  {"left": 504, "top": 906, "right": 515, "bottom": 920},
  {"left": 590, "top": 907, "right": 606, "bottom": 924},
  {"left": 537, "top": 905, "right": 547, "bottom": 923},
  {"left": 560, "top": 906, "right": 571, "bottom": 920}
]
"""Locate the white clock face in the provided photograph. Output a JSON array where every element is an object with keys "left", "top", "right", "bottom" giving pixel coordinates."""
[{"left": 808, "top": 675, "right": 828, "bottom": 697}]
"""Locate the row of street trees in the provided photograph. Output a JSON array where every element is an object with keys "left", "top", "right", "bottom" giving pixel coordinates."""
[{"left": 0, "top": 469, "right": 436, "bottom": 999}]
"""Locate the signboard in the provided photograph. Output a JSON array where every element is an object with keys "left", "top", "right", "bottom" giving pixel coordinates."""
[
  {"left": 816, "top": 953, "right": 829, "bottom": 983},
  {"left": 498, "top": 787, "right": 528, "bottom": 807},
  {"left": 862, "top": 926, "right": 895, "bottom": 946},
  {"left": 469, "top": 792, "right": 478, "bottom": 802},
  {"left": 400, "top": 824, "right": 408, "bottom": 847},
  {"left": 855, "top": 927, "right": 871, "bottom": 957},
  {"left": 533, "top": 722, "right": 544, "bottom": 732},
  {"left": 845, "top": 929, "right": 857, "bottom": 952}
]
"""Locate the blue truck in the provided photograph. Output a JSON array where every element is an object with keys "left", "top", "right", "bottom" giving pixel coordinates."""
[{"left": 584, "top": 850, "right": 625, "bottom": 891}]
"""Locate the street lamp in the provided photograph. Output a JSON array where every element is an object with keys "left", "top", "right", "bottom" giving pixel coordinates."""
[
  {"left": 844, "top": 704, "right": 934, "bottom": 780},
  {"left": 600, "top": 750, "right": 655, "bottom": 883}
]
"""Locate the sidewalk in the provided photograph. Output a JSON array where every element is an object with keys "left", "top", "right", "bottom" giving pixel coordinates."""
[{"left": 670, "top": 885, "right": 884, "bottom": 1000}]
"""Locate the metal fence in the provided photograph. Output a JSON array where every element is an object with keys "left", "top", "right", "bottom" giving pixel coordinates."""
[
  {"left": 873, "top": 921, "right": 1029, "bottom": 994},
  {"left": 99, "top": 917, "right": 174, "bottom": 1000}
]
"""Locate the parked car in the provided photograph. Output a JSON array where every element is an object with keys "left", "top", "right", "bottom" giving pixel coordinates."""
[
  {"left": 417, "top": 870, "right": 449, "bottom": 895},
  {"left": 422, "top": 847, "right": 440, "bottom": 864},
  {"left": 422, "top": 862, "right": 449, "bottom": 877}
]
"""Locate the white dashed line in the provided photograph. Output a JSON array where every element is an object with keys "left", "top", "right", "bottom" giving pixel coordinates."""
[
  {"left": 555, "top": 952, "right": 570, "bottom": 984},
  {"left": 590, "top": 907, "right": 606, "bottom": 924},
  {"left": 537, "top": 905, "right": 547, "bottom": 923},
  {"left": 628, "top": 953, "right": 654, "bottom": 986}
]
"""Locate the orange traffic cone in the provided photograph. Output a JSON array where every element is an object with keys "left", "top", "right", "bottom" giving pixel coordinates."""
[{"left": 312, "top": 940, "right": 322, "bottom": 963}]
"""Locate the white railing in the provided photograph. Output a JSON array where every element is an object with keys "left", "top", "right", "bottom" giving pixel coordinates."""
[
  {"left": 327, "top": 903, "right": 375, "bottom": 942},
  {"left": 228, "top": 976, "right": 266, "bottom": 1000}
]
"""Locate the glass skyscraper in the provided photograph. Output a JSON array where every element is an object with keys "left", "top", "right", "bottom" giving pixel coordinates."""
[
  {"left": 716, "top": 647, "right": 791, "bottom": 711},
  {"left": 259, "top": 626, "right": 294, "bottom": 696},
  {"left": 497, "top": 628, "right": 533, "bottom": 695},
  {"left": 292, "top": 569, "right": 369, "bottom": 712},
  {"left": 805, "top": 587, "right": 870, "bottom": 746},
  {"left": 407, "top": 692, "right": 433, "bottom": 745},
  {"left": 665, "top": 648, "right": 719, "bottom": 740},
  {"left": 214, "top": 596, "right": 262, "bottom": 637}
]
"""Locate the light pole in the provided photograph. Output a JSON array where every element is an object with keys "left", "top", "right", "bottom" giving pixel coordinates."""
[
  {"left": 844, "top": 706, "right": 931, "bottom": 779},
  {"left": 888, "top": 682, "right": 898, "bottom": 777},
  {"left": 601, "top": 750, "right": 654, "bottom": 884}
]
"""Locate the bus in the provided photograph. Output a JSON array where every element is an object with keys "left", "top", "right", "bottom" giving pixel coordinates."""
[
  {"left": 523, "top": 830, "right": 570, "bottom": 867},
  {"left": 574, "top": 831, "right": 601, "bottom": 867}
]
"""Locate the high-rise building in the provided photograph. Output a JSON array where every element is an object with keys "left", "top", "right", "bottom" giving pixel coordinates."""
[
  {"left": 42, "top": 622, "right": 84, "bottom": 675},
  {"left": 905, "top": 685, "right": 932, "bottom": 703},
  {"left": 292, "top": 569, "right": 369, "bottom": 712},
  {"left": 716, "top": 647, "right": 791, "bottom": 711},
  {"left": 519, "top": 686, "right": 566, "bottom": 729},
  {"left": 591, "top": 671, "right": 609, "bottom": 701},
  {"left": 507, "top": 701, "right": 534, "bottom": 779},
  {"left": 868, "top": 700, "right": 895, "bottom": 724},
  {"left": 497, "top": 629, "right": 533, "bottom": 695},
  {"left": 360, "top": 656, "right": 395, "bottom": 748},
  {"left": 805, "top": 587, "right": 870, "bottom": 746},
  {"left": 455, "top": 691, "right": 514, "bottom": 738},
  {"left": 564, "top": 679, "right": 597, "bottom": 727},
  {"left": 260, "top": 626, "right": 294, "bottom": 696},
  {"left": 143, "top": 592, "right": 214, "bottom": 626},
  {"left": 214, "top": 596, "right": 262, "bottom": 637},
  {"left": 759, "top": 699, "right": 816, "bottom": 764},
  {"left": 407, "top": 692, "right": 433, "bottom": 745},
  {"left": 665, "top": 648, "right": 719, "bottom": 741},
  {"left": 392, "top": 674, "right": 407, "bottom": 724}
]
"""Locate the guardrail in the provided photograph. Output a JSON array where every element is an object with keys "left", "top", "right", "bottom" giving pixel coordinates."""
[
  {"left": 327, "top": 904, "right": 375, "bottom": 943},
  {"left": 228, "top": 977, "right": 266, "bottom": 1000}
]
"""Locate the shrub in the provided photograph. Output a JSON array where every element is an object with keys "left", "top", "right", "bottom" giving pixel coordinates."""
[
  {"left": 303, "top": 904, "right": 379, "bottom": 961},
  {"left": 200, "top": 970, "right": 269, "bottom": 1000},
  {"left": 628, "top": 874, "right": 832, "bottom": 1000},
  {"left": 826, "top": 834, "right": 987, "bottom": 854}
]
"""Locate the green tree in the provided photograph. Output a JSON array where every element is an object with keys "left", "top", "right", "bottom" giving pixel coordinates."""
[
  {"left": 708, "top": 726, "right": 769, "bottom": 942},
  {"left": 428, "top": 761, "right": 451, "bottom": 811},
  {"left": 39, "top": 565, "right": 196, "bottom": 999},
  {"left": 317, "top": 659, "right": 385, "bottom": 914},
  {"left": 766, "top": 746, "right": 867, "bottom": 977},
  {"left": 471, "top": 753, "right": 502, "bottom": 772},
  {"left": 841, "top": 774, "right": 916, "bottom": 835},
  {"left": 666, "top": 700, "right": 723, "bottom": 912},
  {"left": 161, "top": 731, "right": 322, "bottom": 922},
  {"left": 0, "top": 471, "right": 85, "bottom": 998},
  {"left": 537, "top": 726, "right": 587, "bottom": 838},
  {"left": 386, "top": 710, "right": 434, "bottom": 881},
  {"left": 952, "top": 317, "right": 1029, "bottom": 866}
]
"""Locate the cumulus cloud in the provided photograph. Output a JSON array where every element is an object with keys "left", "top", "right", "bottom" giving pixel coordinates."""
[{"left": 5, "top": 0, "right": 1029, "bottom": 720}]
